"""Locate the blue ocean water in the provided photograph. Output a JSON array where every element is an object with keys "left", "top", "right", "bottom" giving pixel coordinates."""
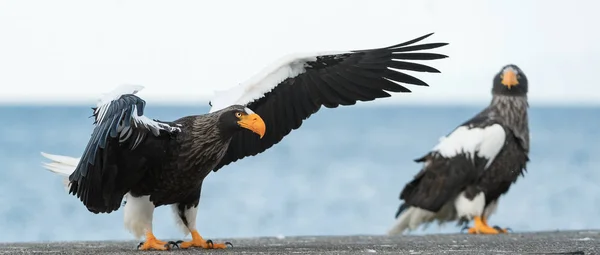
[{"left": 0, "top": 105, "right": 598, "bottom": 243}]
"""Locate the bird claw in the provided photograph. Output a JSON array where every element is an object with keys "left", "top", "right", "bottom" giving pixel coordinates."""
[
  {"left": 493, "top": 225, "right": 512, "bottom": 233},
  {"left": 205, "top": 239, "right": 234, "bottom": 248},
  {"left": 460, "top": 226, "right": 470, "bottom": 233},
  {"left": 206, "top": 239, "right": 216, "bottom": 248},
  {"left": 137, "top": 241, "right": 172, "bottom": 250},
  {"left": 167, "top": 240, "right": 182, "bottom": 249}
]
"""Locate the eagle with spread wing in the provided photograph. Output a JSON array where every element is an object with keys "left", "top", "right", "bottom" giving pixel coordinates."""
[{"left": 42, "top": 33, "right": 448, "bottom": 250}]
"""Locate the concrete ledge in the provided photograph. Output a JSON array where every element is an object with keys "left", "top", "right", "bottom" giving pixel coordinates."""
[{"left": 0, "top": 230, "right": 597, "bottom": 254}]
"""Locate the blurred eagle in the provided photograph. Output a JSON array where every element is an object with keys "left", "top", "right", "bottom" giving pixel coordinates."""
[{"left": 388, "top": 64, "right": 529, "bottom": 235}]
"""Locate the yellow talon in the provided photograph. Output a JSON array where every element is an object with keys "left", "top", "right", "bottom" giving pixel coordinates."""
[
  {"left": 137, "top": 231, "right": 169, "bottom": 250},
  {"left": 465, "top": 216, "right": 509, "bottom": 235},
  {"left": 177, "top": 230, "right": 233, "bottom": 249}
]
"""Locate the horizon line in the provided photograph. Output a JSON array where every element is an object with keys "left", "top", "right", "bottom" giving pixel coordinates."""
[{"left": 1, "top": 97, "right": 598, "bottom": 108}]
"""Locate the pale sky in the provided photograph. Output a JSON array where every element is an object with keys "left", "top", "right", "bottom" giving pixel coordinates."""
[{"left": 1, "top": 0, "right": 598, "bottom": 106}]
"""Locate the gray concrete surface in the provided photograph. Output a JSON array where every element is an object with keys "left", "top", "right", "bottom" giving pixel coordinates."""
[{"left": 0, "top": 230, "right": 597, "bottom": 254}]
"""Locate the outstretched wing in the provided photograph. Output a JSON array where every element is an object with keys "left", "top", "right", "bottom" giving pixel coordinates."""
[
  {"left": 398, "top": 115, "right": 507, "bottom": 213},
  {"left": 68, "top": 85, "right": 181, "bottom": 213},
  {"left": 210, "top": 33, "right": 449, "bottom": 171}
]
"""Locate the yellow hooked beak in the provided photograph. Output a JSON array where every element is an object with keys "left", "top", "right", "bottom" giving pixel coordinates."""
[
  {"left": 237, "top": 113, "right": 266, "bottom": 139},
  {"left": 501, "top": 69, "right": 519, "bottom": 89}
]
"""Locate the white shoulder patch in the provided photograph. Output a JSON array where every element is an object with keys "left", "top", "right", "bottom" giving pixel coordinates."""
[
  {"left": 432, "top": 124, "right": 506, "bottom": 169},
  {"left": 95, "top": 84, "right": 145, "bottom": 124},
  {"left": 97, "top": 84, "right": 145, "bottom": 108},
  {"left": 93, "top": 85, "right": 181, "bottom": 149},
  {"left": 208, "top": 51, "right": 348, "bottom": 113}
]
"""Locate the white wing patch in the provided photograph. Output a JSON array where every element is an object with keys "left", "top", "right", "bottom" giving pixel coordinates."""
[
  {"left": 95, "top": 84, "right": 145, "bottom": 124},
  {"left": 208, "top": 51, "right": 349, "bottom": 113},
  {"left": 132, "top": 114, "right": 181, "bottom": 135},
  {"left": 93, "top": 85, "right": 181, "bottom": 149},
  {"left": 433, "top": 124, "right": 506, "bottom": 169}
]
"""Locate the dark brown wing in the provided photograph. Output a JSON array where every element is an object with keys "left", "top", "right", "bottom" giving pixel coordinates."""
[
  {"left": 67, "top": 93, "right": 180, "bottom": 213},
  {"left": 213, "top": 33, "right": 448, "bottom": 172}
]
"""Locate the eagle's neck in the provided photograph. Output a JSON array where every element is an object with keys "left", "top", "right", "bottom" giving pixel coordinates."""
[
  {"left": 177, "top": 115, "right": 232, "bottom": 174},
  {"left": 489, "top": 94, "right": 530, "bottom": 152}
]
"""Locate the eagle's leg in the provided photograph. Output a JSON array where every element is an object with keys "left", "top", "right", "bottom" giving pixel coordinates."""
[
  {"left": 476, "top": 215, "right": 511, "bottom": 233},
  {"left": 137, "top": 231, "right": 171, "bottom": 250},
  {"left": 124, "top": 194, "right": 171, "bottom": 250},
  {"left": 464, "top": 216, "right": 507, "bottom": 234},
  {"left": 171, "top": 201, "right": 233, "bottom": 249}
]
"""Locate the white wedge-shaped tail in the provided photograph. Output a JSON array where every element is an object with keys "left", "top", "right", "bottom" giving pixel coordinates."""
[{"left": 41, "top": 152, "right": 80, "bottom": 191}]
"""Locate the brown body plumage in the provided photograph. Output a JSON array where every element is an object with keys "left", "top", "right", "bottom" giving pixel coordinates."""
[
  {"left": 389, "top": 64, "right": 530, "bottom": 236},
  {"left": 45, "top": 101, "right": 265, "bottom": 250},
  {"left": 128, "top": 111, "right": 235, "bottom": 208},
  {"left": 41, "top": 33, "right": 449, "bottom": 251}
]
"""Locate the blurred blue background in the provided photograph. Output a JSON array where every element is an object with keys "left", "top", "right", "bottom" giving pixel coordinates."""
[
  {"left": 1, "top": 0, "right": 599, "bottom": 244},
  {"left": 1, "top": 105, "right": 598, "bottom": 242}
]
